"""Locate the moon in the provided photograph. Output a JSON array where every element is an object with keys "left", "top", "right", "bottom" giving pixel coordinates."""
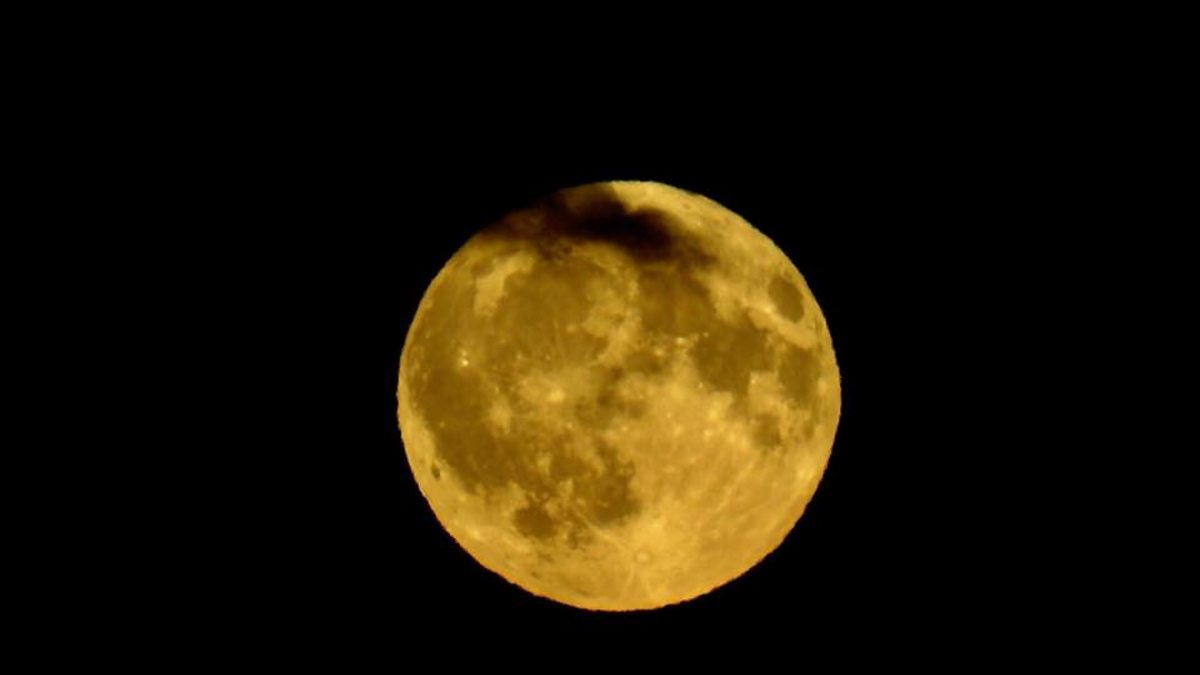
[{"left": 397, "top": 181, "right": 840, "bottom": 611}]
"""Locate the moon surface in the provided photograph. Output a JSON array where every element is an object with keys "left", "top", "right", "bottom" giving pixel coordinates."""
[{"left": 397, "top": 181, "right": 840, "bottom": 611}]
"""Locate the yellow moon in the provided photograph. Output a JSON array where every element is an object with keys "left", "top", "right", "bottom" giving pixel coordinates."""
[{"left": 397, "top": 181, "right": 840, "bottom": 611}]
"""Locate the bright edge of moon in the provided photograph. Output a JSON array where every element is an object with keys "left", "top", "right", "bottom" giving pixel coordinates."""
[{"left": 397, "top": 181, "right": 840, "bottom": 611}]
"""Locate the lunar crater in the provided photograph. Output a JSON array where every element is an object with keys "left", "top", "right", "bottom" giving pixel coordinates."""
[{"left": 768, "top": 273, "right": 807, "bottom": 321}]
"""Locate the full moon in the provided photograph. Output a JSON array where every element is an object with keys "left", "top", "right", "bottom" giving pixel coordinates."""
[{"left": 397, "top": 181, "right": 840, "bottom": 611}]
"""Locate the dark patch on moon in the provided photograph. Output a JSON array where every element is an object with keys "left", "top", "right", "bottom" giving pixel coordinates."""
[
  {"left": 565, "top": 529, "right": 587, "bottom": 550},
  {"left": 540, "top": 185, "right": 715, "bottom": 267},
  {"left": 752, "top": 413, "right": 783, "bottom": 450},
  {"left": 405, "top": 264, "right": 642, "bottom": 545},
  {"left": 486, "top": 256, "right": 610, "bottom": 370},
  {"left": 638, "top": 267, "right": 714, "bottom": 337},
  {"left": 578, "top": 441, "right": 639, "bottom": 525},
  {"left": 778, "top": 344, "right": 819, "bottom": 406},
  {"left": 691, "top": 311, "right": 772, "bottom": 402},
  {"left": 406, "top": 272, "right": 504, "bottom": 492},
  {"left": 478, "top": 184, "right": 715, "bottom": 270},
  {"left": 802, "top": 415, "right": 818, "bottom": 440},
  {"left": 768, "top": 274, "right": 806, "bottom": 321},
  {"left": 546, "top": 191, "right": 677, "bottom": 262},
  {"left": 514, "top": 502, "right": 558, "bottom": 540}
]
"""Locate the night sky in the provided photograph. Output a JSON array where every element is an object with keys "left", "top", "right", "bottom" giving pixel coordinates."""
[{"left": 197, "top": 100, "right": 1088, "bottom": 654}]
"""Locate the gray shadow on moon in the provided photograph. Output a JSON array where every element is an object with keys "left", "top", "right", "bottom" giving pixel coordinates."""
[{"left": 480, "top": 183, "right": 716, "bottom": 270}]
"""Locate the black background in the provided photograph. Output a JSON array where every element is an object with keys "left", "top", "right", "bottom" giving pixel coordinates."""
[
  {"left": 44, "top": 17, "right": 1180, "bottom": 663},
  {"left": 206, "top": 122, "right": 1056, "bottom": 650},
  {"left": 156, "top": 61, "right": 1138, "bottom": 655}
]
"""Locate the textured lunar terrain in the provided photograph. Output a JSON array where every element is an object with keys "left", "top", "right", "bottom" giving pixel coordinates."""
[{"left": 397, "top": 181, "right": 840, "bottom": 610}]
